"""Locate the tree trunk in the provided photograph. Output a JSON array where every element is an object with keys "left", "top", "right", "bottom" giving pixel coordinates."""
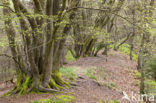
[{"left": 3, "top": 0, "right": 80, "bottom": 95}]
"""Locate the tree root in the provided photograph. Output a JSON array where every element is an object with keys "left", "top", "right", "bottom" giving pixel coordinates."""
[
  {"left": 4, "top": 71, "right": 69, "bottom": 96},
  {"left": 38, "top": 85, "right": 59, "bottom": 93},
  {"left": 52, "top": 71, "right": 69, "bottom": 87}
]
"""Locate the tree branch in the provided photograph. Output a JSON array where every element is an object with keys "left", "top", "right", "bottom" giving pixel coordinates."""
[
  {"left": 67, "top": 6, "right": 146, "bottom": 32},
  {"left": 0, "top": 4, "right": 15, "bottom": 12}
]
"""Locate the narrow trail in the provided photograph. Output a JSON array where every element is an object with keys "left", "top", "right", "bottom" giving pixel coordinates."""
[
  {"left": 65, "top": 50, "right": 139, "bottom": 103},
  {"left": 0, "top": 50, "right": 139, "bottom": 103}
]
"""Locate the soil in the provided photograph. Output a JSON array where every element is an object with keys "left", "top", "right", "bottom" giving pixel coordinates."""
[{"left": 0, "top": 50, "right": 139, "bottom": 103}]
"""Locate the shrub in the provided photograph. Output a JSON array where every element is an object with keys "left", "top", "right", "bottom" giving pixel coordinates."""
[
  {"left": 133, "top": 70, "right": 141, "bottom": 79},
  {"left": 146, "top": 57, "right": 156, "bottom": 80}
]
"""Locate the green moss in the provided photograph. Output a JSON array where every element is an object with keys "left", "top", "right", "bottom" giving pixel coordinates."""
[
  {"left": 49, "top": 78, "right": 63, "bottom": 89},
  {"left": 3, "top": 72, "right": 31, "bottom": 96},
  {"left": 66, "top": 51, "right": 75, "bottom": 62},
  {"left": 31, "top": 95, "right": 75, "bottom": 103},
  {"left": 53, "top": 70, "right": 69, "bottom": 87}
]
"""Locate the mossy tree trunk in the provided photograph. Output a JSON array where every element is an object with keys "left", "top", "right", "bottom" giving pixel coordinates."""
[{"left": 3, "top": 0, "right": 80, "bottom": 95}]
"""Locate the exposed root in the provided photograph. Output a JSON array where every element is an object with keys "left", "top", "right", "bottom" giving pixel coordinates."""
[
  {"left": 70, "top": 82, "right": 79, "bottom": 86},
  {"left": 53, "top": 71, "right": 69, "bottom": 87},
  {"left": 4, "top": 71, "right": 70, "bottom": 96},
  {"left": 38, "top": 85, "right": 59, "bottom": 93},
  {"left": 49, "top": 78, "right": 63, "bottom": 89}
]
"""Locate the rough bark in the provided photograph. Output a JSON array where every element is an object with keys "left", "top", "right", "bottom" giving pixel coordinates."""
[{"left": 3, "top": 0, "right": 80, "bottom": 95}]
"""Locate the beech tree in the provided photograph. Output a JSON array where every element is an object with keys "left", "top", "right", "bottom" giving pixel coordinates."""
[{"left": 2, "top": 0, "right": 79, "bottom": 95}]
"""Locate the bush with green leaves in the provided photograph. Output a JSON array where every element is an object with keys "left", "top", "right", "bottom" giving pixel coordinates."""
[
  {"left": 146, "top": 57, "right": 156, "bottom": 81},
  {"left": 145, "top": 79, "right": 156, "bottom": 96}
]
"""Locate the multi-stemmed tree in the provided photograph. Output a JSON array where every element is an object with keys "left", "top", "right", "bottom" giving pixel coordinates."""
[{"left": 2, "top": 0, "right": 79, "bottom": 95}]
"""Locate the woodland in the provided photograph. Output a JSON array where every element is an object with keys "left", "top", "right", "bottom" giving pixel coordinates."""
[{"left": 0, "top": 0, "right": 156, "bottom": 103}]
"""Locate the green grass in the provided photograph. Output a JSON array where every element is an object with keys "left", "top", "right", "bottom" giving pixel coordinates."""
[
  {"left": 31, "top": 95, "right": 75, "bottom": 103},
  {"left": 59, "top": 67, "right": 77, "bottom": 80},
  {"left": 65, "top": 51, "right": 75, "bottom": 62},
  {"left": 85, "top": 68, "right": 97, "bottom": 80}
]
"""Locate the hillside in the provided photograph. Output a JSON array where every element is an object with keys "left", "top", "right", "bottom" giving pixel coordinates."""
[{"left": 0, "top": 50, "right": 140, "bottom": 103}]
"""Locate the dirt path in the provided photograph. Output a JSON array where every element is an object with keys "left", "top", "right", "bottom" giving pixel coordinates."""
[
  {"left": 0, "top": 50, "right": 139, "bottom": 103},
  {"left": 65, "top": 50, "right": 139, "bottom": 103}
]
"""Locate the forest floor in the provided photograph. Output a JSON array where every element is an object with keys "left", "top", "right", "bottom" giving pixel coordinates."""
[{"left": 0, "top": 50, "right": 140, "bottom": 103}]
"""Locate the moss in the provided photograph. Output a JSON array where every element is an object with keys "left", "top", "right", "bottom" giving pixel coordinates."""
[
  {"left": 31, "top": 95, "right": 75, "bottom": 103},
  {"left": 66, "top": 51, "right": 76, "bottom": 62},
  {"left": 22, "top": 77, "right": 32, "bottom": 94},
  {"left": 49, "top": 78, "right": 63, "bottom": 89},
  {"left": 53, "top": 70, "right": 69, "bottom": 87},
  {"left": 3, "top": 71, "right": 24, "bottom": 96}
]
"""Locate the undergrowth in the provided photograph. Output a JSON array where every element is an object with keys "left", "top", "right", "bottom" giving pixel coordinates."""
[
  {"left": 118, "top": 44, "right": 138, "bottom": 61},
  {"left": 31, "top": 95, "right": 75, "bottom": 103},
  {"left": 85, "top": 68, "right": 97, "bottom": 80},
  {"left": 59, "top": 67, "right": 77, "bottom": 81},
  {"left": 103, "top": 82, "right": 118, "bottom": 90},
  {"left": 145, "top": 79, "right": 156, "bottom": 95},
  {"left": 110, "top": 43, "right": 138, "bottom": 61},
  {"left": 133, "top": 70, "right": 141, "bottom": 79},
  {"left": 65, "top": 51, "right": 75, "bottom": 62}
]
